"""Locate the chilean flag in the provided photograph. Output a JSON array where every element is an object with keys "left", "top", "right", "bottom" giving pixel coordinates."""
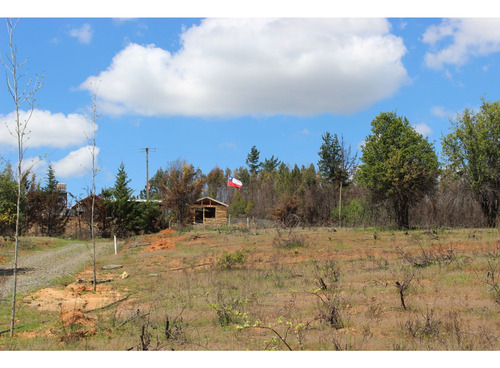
[{"left": 228, "top": 175, "right": 242, "bottom": 189}]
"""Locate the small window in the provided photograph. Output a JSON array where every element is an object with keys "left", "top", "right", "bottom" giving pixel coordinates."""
[{"left": 205, "top": 207, "right": 216, "bottom": 218}]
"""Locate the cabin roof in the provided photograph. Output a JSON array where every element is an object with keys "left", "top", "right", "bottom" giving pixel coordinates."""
[{"left": 195, "top": 197, "right": 228, "bottom": 207}]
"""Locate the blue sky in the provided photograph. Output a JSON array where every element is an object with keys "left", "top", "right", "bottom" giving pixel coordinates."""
[{"left": 1, "top": 4, "right": 500, "bottom": 202}]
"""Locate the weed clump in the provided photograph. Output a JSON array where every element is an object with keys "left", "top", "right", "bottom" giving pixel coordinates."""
[
  {"left": 485, "top": 260, "right": 500, "bottom": 307},
  {"left": 273, "top": 233, "right": 307, "bottom": 249},
  {"left": 208, "top": 292, "right": 249, "bottom": 327},
  {"left": 216, "top": 250, "right": 247, "bottom": 270},
  {"left": 310, "top": 260, "right": 345, "bottom": 329}
]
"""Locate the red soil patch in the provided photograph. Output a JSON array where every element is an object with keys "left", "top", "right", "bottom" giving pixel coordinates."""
[
  {"left": 143, "top": 228, "right": 177, "bottom": 252},
  {"left": 26, "top": 279, "right": 125, "bottom": 313},
  {"left": 22, "top": 271, "right": 130, "bottom": 340}
]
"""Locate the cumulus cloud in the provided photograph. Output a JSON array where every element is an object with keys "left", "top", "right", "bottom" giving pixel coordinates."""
[
  {"left": 0, "top": 109, "right": 91, "bottom": 149},
  {"left": 413, "top": 122, "right": 432, "bottom": 137},
  {"left": 423, "top": 19, "right": 500, "bottom": 70},
  {"left": 69, "top": 23, "right": 93, "bottom": 44},
  {"left": 18, "top": 146, "right": 99, "bottom": 179},
  {"left": 53, "top": 145, "right": 100, "bottom": 178},
  {"left": 81, "top": 18, "right": 408, "bottom": 117}
]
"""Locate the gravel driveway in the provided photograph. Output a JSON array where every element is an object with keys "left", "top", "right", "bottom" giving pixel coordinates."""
[{"left": 0, "top": 241, "right": 115, "bottom": 300}]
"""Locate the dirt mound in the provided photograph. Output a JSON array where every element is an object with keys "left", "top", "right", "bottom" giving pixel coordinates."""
[
  {"left": 22, "top": 273, "right": 128, "bottom": 341},
  {"left": 55, "top": 308, "right": 98, "bottom": 341},
  {"left": 25, "top": 276, "right": 126, "bottom": 313},
  {"left": 143, "top": 228, "right": 177, "bottom": 252},
  {"left": 158, "top": 228, "right": 176, "bottom": 236}
]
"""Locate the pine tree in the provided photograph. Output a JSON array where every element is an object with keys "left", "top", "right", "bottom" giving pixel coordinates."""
[
  {"left": 261, "top": 155, "right": 281, "bottom": 173},
  {"left": 40, "top": 164, "right": 68, "bottom": 237},
  {"left": 111, "top": 162, "right": 136, "bottom": 236},
  {"left": 318, "top": 132, "right": 357, "bottom": 227},
  {"left": 45, "top": 163, "right": 58, "bottom": 193},
  {"left": 246, "top": 145, "right": 261, "bottom": 175},
  {"left": 136, "top": 201, "right": 164, "bottom": 234},
  {"left": 317, "top": 132, "right": 355, "bottom": 186}
]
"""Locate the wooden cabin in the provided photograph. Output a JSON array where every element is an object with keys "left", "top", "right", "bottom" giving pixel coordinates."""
[{"left": 192, "top": 197, "right": 228, "bottom": 226}]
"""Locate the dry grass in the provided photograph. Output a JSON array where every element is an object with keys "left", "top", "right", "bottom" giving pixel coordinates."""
[{"left": 2, "top": 226, "right": 500, "bottom": 350}]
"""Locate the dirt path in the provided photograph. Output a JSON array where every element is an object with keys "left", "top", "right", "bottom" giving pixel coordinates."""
[{"left": 0, "top": 241, "right": 114, "bottom": 300}]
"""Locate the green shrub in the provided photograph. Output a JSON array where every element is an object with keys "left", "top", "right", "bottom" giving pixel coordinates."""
[
  {"left": 332, "top": 199, "right": 370, "bottom": 227},
  {"left": 217, "top": 250, "right": 247, "bottom": 269},
  {"left": 209, "top": 295, "right": 249, "bottom": 327}
]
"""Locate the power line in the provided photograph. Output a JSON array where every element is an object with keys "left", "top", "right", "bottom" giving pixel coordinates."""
[{"left": 139, "top": 147, "right": 157, "bottom": 200}]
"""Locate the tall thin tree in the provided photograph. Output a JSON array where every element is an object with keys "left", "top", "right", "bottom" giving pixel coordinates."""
[
  {"left": 85, "top": 80, "right": 100, "bottom": 292},
  {"left": 318, "top": 132, "right": 357, "bottom": 227},
  {"left": 2, "top": 18, "right": 43, "bottom": 336}
]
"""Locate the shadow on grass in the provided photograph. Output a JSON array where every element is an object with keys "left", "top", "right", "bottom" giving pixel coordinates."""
[{"left": 0, "top": 267, "right": 35, "bottom": 276}]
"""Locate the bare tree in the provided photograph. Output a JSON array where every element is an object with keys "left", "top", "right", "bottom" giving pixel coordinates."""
[
  {"left": 85, "top": 80, "right": 100, "bottom": 292},
  {"left": 2, "top": 18, "right": 43, "bottom": 337},
  {"left": 160, "top": 160, "right": 205, "bottom": 229}
]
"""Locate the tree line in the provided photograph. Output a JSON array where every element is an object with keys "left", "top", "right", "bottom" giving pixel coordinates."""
[{"left": 2, "top": 98, "right": 499, "bottom": 236}]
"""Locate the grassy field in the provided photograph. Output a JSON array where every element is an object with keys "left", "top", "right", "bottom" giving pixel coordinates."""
[{"left": 1, "top": 226, "right": 500, "bottom": 350}]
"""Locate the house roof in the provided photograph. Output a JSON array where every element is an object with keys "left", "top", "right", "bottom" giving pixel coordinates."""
[
  {"left": 195, "top": 197, "right": 228, "bottom": 207},
  {"left": 70, "top": 196, "right": 161, "bottom": 209}
]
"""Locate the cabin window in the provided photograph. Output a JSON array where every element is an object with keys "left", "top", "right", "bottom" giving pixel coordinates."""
[{"left": 205, "top": 207, "right": 216, "bottom": 218}]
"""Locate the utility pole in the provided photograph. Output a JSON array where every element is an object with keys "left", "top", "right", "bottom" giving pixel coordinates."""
[{"left": 139, "top": 147, "right": 156, "bottom": 200}]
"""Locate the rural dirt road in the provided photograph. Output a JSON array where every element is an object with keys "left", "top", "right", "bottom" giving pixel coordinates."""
[{"left": 0, "top": 241, "right": 115, "bottom": 300}]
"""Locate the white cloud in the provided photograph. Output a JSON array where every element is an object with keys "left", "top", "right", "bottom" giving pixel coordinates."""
[
  {"left": 53, "top": 145, "right": 100, "bottom": 178},
  {"left": 431, "top": 106, "right": 454, "bottom": 119},
  {"left": 21, "top": 156, "right": 48, "bottom": 178},
  {"left": 413, "top": 122, "right": 432, "bottom": 137},
  {"left": 69, "top": 23, "right": 93, "bottom": 44},
  {"left": 423, "top": 19, "right": 500, "bottom": 70},
  {"left": 81, "top": 18, "right": 408, "bottom": 117},
  {"left": 0, "top": 109, "right": 91, "bottom": 149}
]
